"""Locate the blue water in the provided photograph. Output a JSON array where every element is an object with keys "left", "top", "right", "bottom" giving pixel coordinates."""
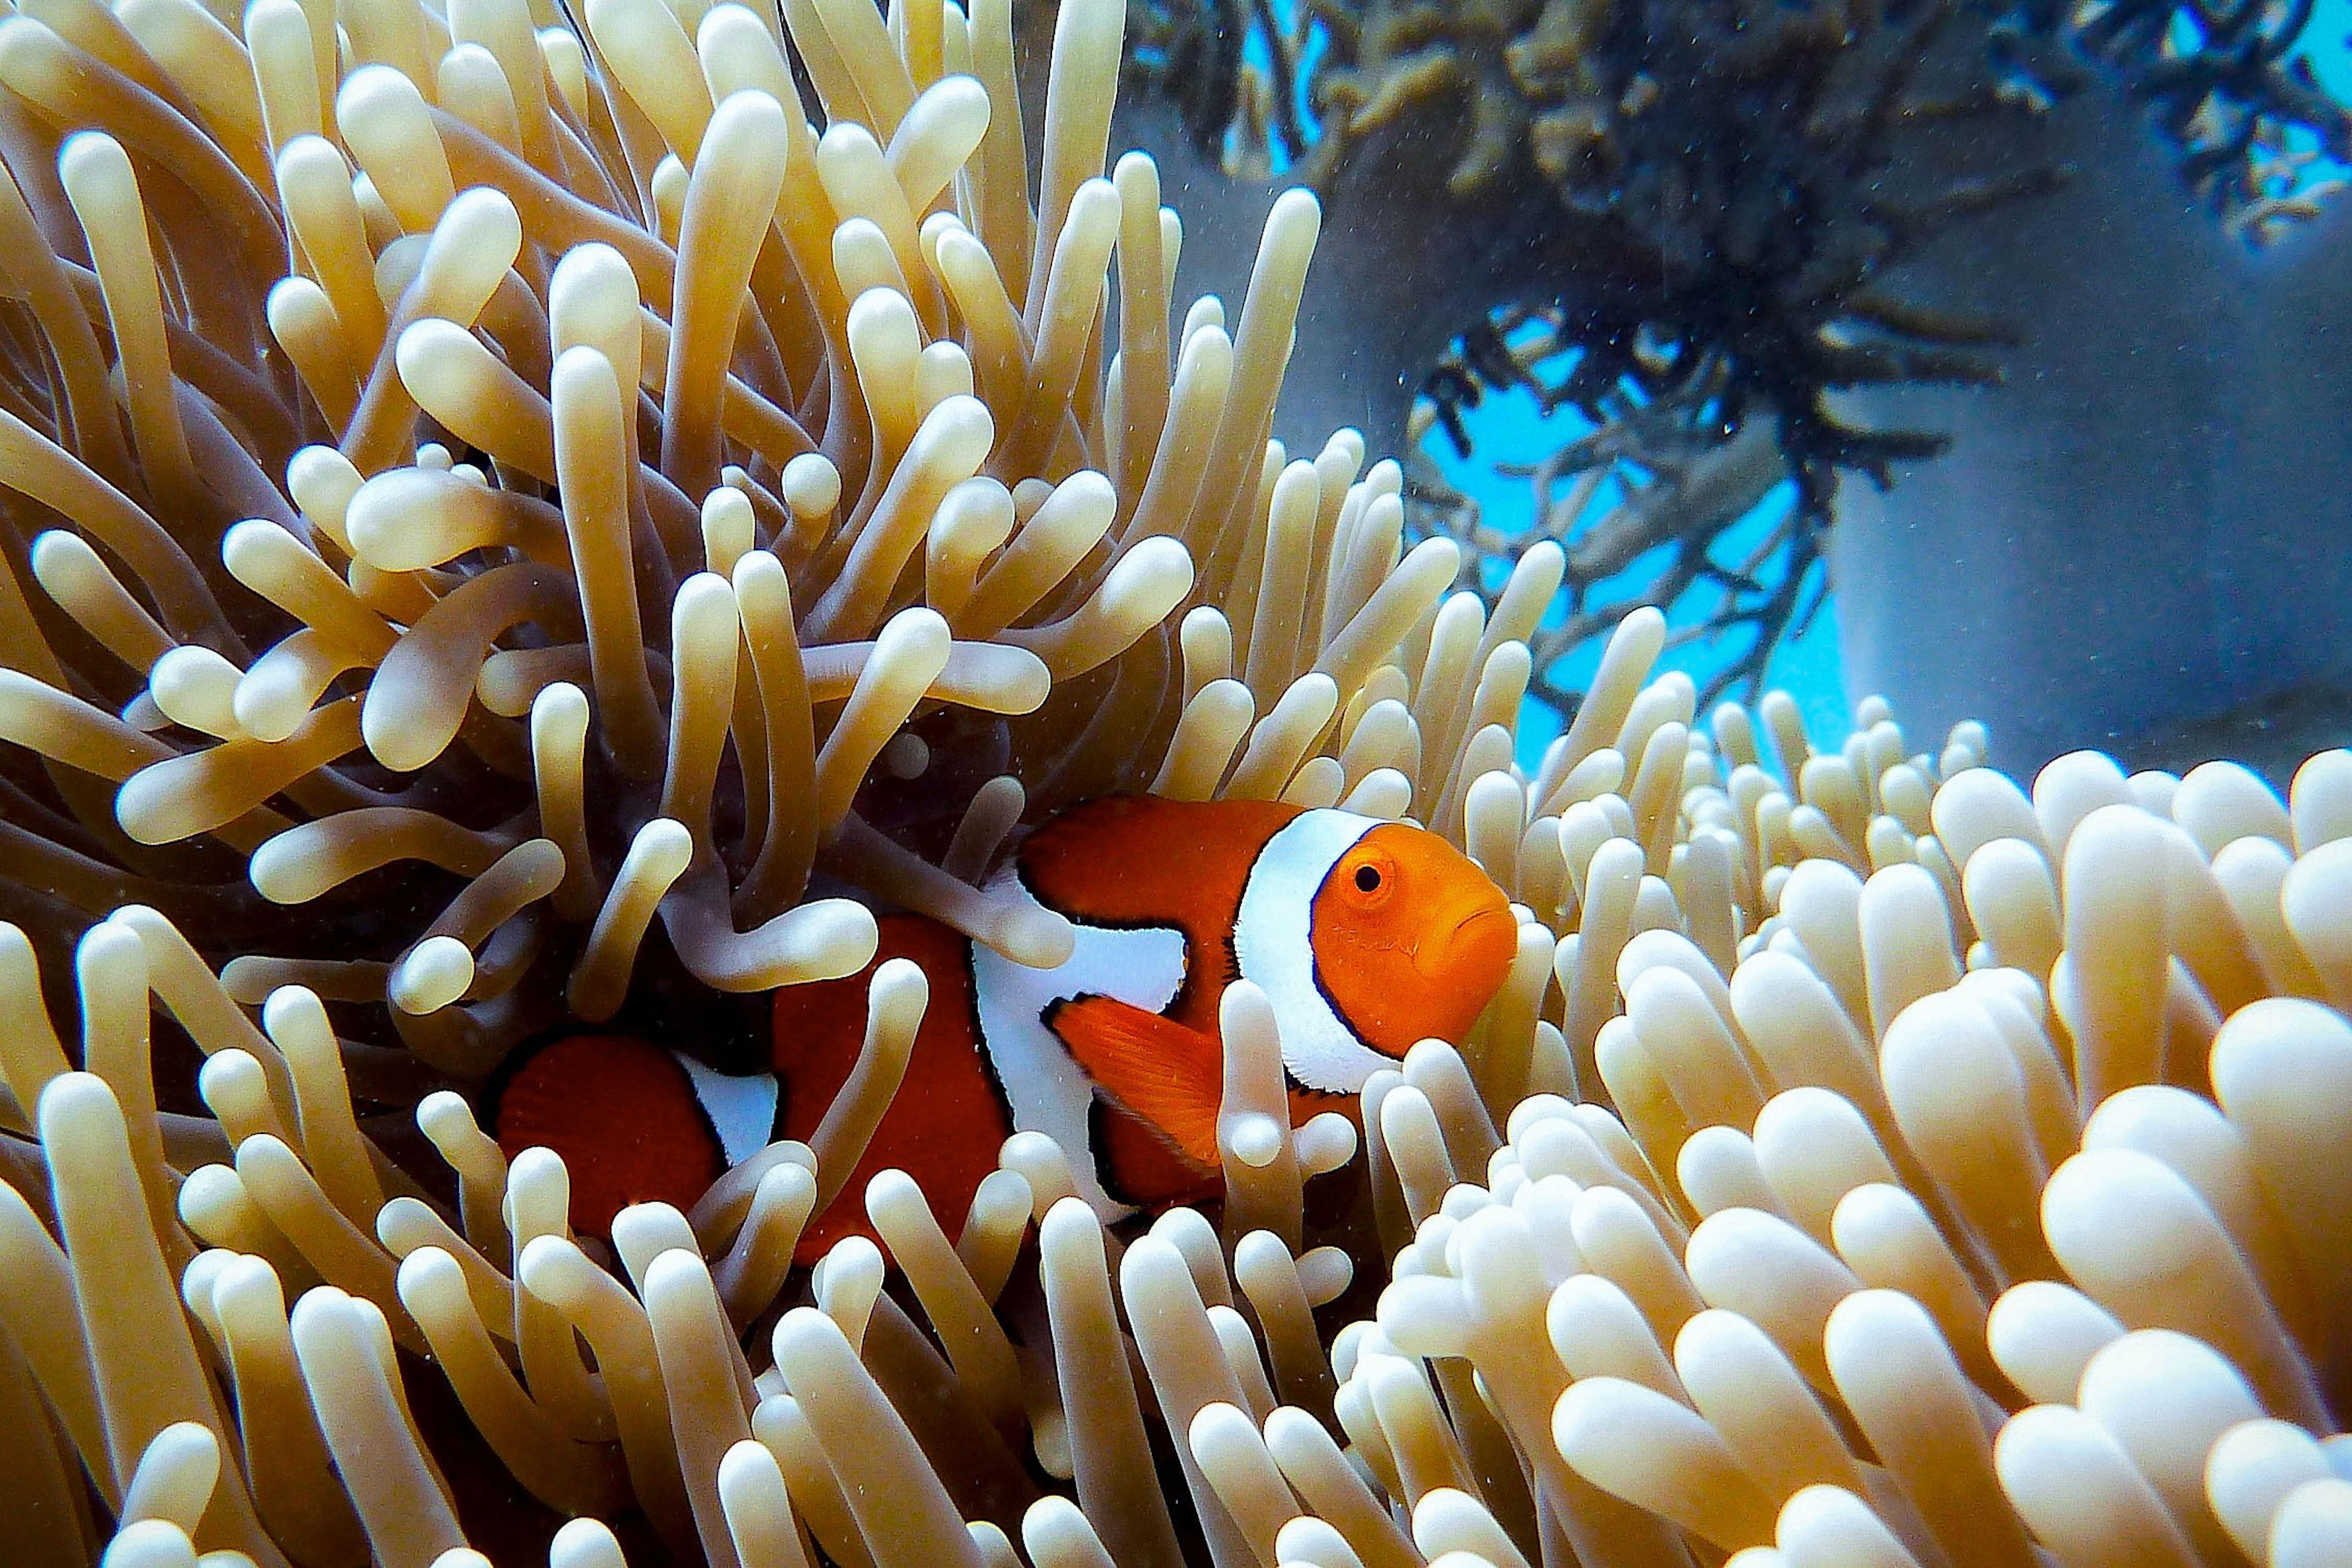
[{"left": 1419, "top": 399, "right": 1848, "bottom": 773}]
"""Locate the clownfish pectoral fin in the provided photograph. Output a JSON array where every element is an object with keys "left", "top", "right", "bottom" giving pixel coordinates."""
[{"left": 1046, "top": 994, "right": 1224, "bottom": 1169}]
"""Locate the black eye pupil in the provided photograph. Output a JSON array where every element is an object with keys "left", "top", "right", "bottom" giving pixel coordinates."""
[{"left": 1355, "top": 865, "right": 1382, "bottom": 893}]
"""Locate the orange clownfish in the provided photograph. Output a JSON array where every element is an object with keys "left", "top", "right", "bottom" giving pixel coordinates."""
[{"left": 491, "top": 796, "right": 1518, "bottom": 1258}]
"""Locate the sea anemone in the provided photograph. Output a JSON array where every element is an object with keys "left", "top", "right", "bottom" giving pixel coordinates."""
[
  {"left": 0, "top": 0, "right": 1494, "bottom": 1035},
  {"left": 0, "top": 0, "right": 2346, "bottom": 1565}
]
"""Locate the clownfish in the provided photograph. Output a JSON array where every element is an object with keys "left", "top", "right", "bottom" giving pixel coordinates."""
[{"left": 491, "top": 796, "right": 1518, "bottom": 1258}]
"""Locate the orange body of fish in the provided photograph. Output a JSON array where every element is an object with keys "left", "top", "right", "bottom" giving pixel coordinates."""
[{"left": 492, "top": 795, "right": 1519, "bottom": 1259}]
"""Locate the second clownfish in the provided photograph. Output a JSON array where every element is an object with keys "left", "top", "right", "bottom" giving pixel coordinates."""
[{"left": 492, "top": 795, "right": 1519, "bottom": 1258}]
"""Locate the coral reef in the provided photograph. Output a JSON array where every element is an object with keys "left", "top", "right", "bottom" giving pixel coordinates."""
[
  {"left": 0, "top": 0, "right": 2347, "bottom": 1564},
  {"left": 1124, "top": 0, "right": 2352, "bottom": 716},
  {"left": 1128, "top": 0, "right": 2055, "bottom": 684},
  {"left": 2067, "top": 0, "right": 2352, "bottom": 230}
]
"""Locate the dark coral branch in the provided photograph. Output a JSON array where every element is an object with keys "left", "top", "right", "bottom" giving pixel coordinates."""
[{"left": 1125, "top": 0, "right": 2350, "bottom": 724}]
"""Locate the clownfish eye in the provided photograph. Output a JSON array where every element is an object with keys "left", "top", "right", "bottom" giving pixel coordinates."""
[{"left": 1340, "top": 848, "right": 1397, "bottom": 904}]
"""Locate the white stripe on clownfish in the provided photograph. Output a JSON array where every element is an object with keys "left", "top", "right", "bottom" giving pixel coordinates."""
[
  {"left": 970, "top": 865, "right": 1189, "bottom": 1218},
  {"left": 627, "top": 842, "right": 1217, "bottom": 1224},
  {"left": 1233, "top": 808, "right": 1392, "bottom": 1093},
  {"left": 675, "top": 1051, "right": 780, "bottom": 1166}
]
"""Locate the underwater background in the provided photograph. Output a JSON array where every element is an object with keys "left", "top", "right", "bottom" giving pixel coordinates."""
[
  {"left": 1432, "top": 397, "right": 1847, "bottom": 767},
  {"left": 1140, "top": 0, "right": 2352, "bottom": 777},
  {"left": 1411, "top": 0, "right": 2352, "bottom": 771}
]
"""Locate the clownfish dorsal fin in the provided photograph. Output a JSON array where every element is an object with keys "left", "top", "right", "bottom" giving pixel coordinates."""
[
  {"left": 1046, "top": 994, "right": 1223, "bottom": 1169},
  {"left": 1016, "top": 796, "right": 1302, "bottom": 992}
]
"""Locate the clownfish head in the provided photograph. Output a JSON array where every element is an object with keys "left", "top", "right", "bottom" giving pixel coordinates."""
[{"left": 1234, "top": 809, "right": 1517, "bottom": 1093}]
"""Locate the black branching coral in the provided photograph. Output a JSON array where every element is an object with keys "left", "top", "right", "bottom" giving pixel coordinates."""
[
  {"left": 1127, "top": 0, "right": 2350, "bottom": 707},
  {"left": 2067, "top": 0, "right": 2352, "bottom": 229}
]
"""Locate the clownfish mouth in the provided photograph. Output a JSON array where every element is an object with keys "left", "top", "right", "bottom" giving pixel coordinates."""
[{"left": 1416, "top": 902, "right": 1518, "bottom": 984}]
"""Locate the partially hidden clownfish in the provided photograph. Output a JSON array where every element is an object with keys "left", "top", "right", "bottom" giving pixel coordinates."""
[{"left": 491, "top": 795, "right": 1518, "bottom": 1260}]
